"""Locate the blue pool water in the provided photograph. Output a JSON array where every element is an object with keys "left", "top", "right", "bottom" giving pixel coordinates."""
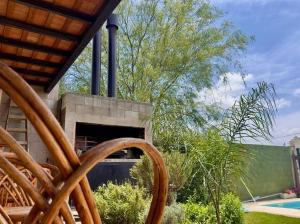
[{"left": 266, "top": 201, "right": 300, "bottom": 210}]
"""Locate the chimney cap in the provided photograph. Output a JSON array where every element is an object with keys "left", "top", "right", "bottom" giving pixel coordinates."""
[{"left": 106, "top": 14, "right": 118, "bottom": 29}]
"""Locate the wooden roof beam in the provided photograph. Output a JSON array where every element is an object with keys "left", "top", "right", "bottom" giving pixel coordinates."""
[
  {"left": 0, "top": 53, "right": 61, "bottom": 68},
  {"left": 14, "top": 0, "right": 94, "bottom": 24},
  {"left": 27, "top": 80, "right": 48, "bottom": 86},
  {"left": 46, "top": 0, "right": 122, "bottom": 92},
  {"left": 0, "top": 16, "right": 80, "bottom": 42},
  {"left": 11, "top": 67, "right": 54, "bottom": 78},
  {"left": 0, "top": 36, "right": 70, "bottom": 56}
]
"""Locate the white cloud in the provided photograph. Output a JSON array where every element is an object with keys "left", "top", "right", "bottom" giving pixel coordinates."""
[
  {"left": 294, "top": 88, "right": 300, "bottom": 97},
  {"left": 244, "top": 111, "right": 300, "bottom": 146},
  {"left": 276, "top": 98, "right": 291, "bottom": 109},
  {"left": 270, "top": 111, "right": 300, "bottom": 145},
  {"left": 199, "top": 72, "right": 253, "bottom": 108}
]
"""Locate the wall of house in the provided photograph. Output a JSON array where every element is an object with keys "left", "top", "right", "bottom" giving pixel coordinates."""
[
  {"left": 27, "top": 85, "right": 60, "bottom": 163},
  {"left": 0, "top": 85, "right": 60, "bottom": 163},
  {"left": 235, "top": 144, "right": 294, "bottom": 201}
]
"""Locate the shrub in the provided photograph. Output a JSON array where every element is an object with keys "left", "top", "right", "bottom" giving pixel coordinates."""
[
  {"left": 93, "top": 182, "right": 148, "bottom": 224},
  {"left": 183, "top": 201, "right": 216, "bottom": 224},
  {"left": 130, "top": 152, "right": 192, "bottom": 205},
  {"left": 221, "top": 193, "right": 244, "bottom": 224},
  {"left": 183, "top": 193, "right": 243, "bottom": 224},
  {"left": 143, "top": 203, "right": 185, "bottom": 223},
  {"left": 162, "top": 203, "right": 185, "bottom": 224}
]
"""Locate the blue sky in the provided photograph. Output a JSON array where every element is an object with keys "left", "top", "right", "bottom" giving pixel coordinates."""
[{"left": 208, "top": 0, "right": 300, "bottom": 145}]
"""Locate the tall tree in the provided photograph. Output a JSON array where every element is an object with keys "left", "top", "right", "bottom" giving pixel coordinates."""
[
  {"left": 185, "top": 82, "right": 277, "bottom": 224},
  {"left": 62, "top": 0, "right": 250, "bottom": 146}
]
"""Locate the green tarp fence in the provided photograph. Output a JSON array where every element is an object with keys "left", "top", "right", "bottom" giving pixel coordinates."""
[{"left": 236, "top": 144, "right": 294, "bottom": 201}]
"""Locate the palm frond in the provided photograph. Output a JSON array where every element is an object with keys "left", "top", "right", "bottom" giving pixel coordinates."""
[{"left": 221, "top": 81, "right": 277, "bottom": 143}]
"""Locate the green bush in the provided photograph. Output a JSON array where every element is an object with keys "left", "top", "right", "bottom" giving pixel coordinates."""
[
  {"left": 93, "top": 182, "right": 148, "bottom": 224},
  {"left": 130, "top": 152, "right": 192, "bottom": 205},
  {"left": 162, "top": 203, "right": 185, "bottom": 224},
  {"left": 183, "top": 194, "right": 243, "bottom": 224},
  {"left": 183, "top": 201, "right": 216, "bottom": 224},
  {"left": 221, "top": 193, "right": 244, "bottom": 224}
]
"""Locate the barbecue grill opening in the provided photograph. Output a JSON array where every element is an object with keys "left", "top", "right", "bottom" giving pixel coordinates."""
[{"left": 75, "top": 122, "right": 145, "bottom": 159}]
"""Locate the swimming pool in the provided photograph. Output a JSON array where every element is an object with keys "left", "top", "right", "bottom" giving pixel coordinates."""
[{"left": 265, "top": 201, "right": 300, "bottom": 210}]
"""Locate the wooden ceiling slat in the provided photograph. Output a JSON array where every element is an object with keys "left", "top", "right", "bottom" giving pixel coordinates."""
[
  {"left": 27, "top": 79, "right": 48, "bottom": 86},
  {"left": 0, "top": 36, "right": 70, "bottom": 56},
  {"left": 46, "top": 0, "right": 121, "bottom": 92},
  {"left": 25, "top": 3, "right": 53, "bottom": 72},
  {"left": 0, "top": 16, "right": 80, "bottom": 41},
  {"left": 0, "top": 1, "right": 8, "bottom": 16},
  {"left": 11, "top": 67, "right": 54, "bottom": 78},
  {"left": 0, "top": 52, "right": 61, "bottom": 67},
  {"left": 0, "top": 0, "right": 121, "bottom": 90},
  {"left": 20, "top": 74, "right": 50, "bottom": 82},
  {"left": 1, "top": 44, "right": 17, "bottom": 54},
  {"left": 14, "top": 0, "right": 94, "bottom": 24},
  {"left": 33, "top": 8, "right": 61, "bottom": 73},
  {"left": 19, "top": 5, "right": 42, "bottom": 73},
  {"left": 42, "top": 11, "right": 74, "bottom": 73}
]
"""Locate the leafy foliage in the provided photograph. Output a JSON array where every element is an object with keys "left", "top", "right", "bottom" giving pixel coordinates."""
[
  {"left": 182, "top": 82, "right": 277, "bottom": 224},
  {"left": 93, "top": 182, "right": 148, "bottom": 224},
  {"left": 161, "top": 203, "right": 186, "bottom": 224},
  {"left": 130, "top": 152, "right": 192, "bottom": 205},
  {"left": 221, "top": 193, "right": 244, "bottom": 224},
  {"left": 221, "top": 82, "right": 277, "bottom": 143},
  {"left": 183, "top": 201, "right": 216, "bottom": 224},
  {"left": 183, "top": 194, "right": 243, "bottom": 224},
  {"left": 130, "top": 155, "right": 153, "bottom": 193},
  {"left": 62, "top": 0, "right": 250, "bottom": 146},
  {"left": 186, "top": 130, "right": 244, "bottom": 223}
]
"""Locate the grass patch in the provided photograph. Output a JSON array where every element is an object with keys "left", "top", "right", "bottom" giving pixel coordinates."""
[{"left": 245, "top": 212, "right": 300, "bottom": 224}]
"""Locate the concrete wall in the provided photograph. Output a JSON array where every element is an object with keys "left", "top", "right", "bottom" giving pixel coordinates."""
[
  {"left": 1, "top": 89, "right": 152, "bottom": 165},
  {"left": 27, "top": 85, "right": 59, "bottom": 163},
  {"left": 235, "top": 144, "right": 294, "bottom": 201},
  {"left": 0, "top": 85, "right": 60, "bottom": 163},
  {"left": 60, "top": 93, "right": 153, "bottom": 147},
  {"left": 0, "top": 90, "right": 9, "bottom": 128}
]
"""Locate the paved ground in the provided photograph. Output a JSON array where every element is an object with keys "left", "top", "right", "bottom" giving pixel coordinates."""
[{"left": 244, "top": 198, "right": 300, "bottom": 218}]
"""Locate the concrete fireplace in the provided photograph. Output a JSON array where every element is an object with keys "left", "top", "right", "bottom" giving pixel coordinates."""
[{"left": 60, "top": 93, "right": 153, "bottom": 189}]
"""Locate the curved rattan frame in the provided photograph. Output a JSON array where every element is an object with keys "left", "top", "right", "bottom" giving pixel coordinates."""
[
  {"left": 0, "top": 62, "right": 168, "bottom": 224},
  {"left": 0, "top": 152, "right": 58, "bottom": 208}
]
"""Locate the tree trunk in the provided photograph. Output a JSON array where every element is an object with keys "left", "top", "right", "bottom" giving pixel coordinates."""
[{"left": 215, "top": 201, "right": 222, "bottom": 224}]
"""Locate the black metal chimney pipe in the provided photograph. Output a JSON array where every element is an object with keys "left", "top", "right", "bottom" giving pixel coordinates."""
[
  {"left": 106, "top": 14, "right": 118, "bottom": 97},
  {"left": 91, "top": 30, "right": 101, "bottom": 95}
]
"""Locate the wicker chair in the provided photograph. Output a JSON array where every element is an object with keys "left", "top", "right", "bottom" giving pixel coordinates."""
[
  {"left": 0, "top": 62, "right": 168, "bottom": 223},
  {"left": 0, "top": 152, "right": 58, "bottom": 208},
  {"left": 0, "top": 205, "right": 13, "bottom": 224}
]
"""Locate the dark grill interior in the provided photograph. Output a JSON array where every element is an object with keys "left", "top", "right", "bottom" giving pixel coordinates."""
[{"left": 75, "top": 122, "right": 145, "bottom": 158}]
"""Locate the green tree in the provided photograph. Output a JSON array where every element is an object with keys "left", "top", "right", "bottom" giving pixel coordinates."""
[
  {"left": 62, "top": 0, "right": 250, "bottom": 147},
  {"left": 221, "top": 82, "right": 277, "bottom": 143},
  {"left": 187, "top": 131, "right": 243, "bottom": 224},
  {"left": 130, "top": 152, "right": 192, "bottom": 205},
  {"left": 186, "top": 82, "right": 277, "bottom": 224}
]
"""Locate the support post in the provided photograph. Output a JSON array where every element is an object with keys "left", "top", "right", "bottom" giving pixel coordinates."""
[
  {"left": 106, "top": 14, "right": 118, "bottom": 97},
  {"left": 91, "top": 30, "right": 101, "bottom": 95}
]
